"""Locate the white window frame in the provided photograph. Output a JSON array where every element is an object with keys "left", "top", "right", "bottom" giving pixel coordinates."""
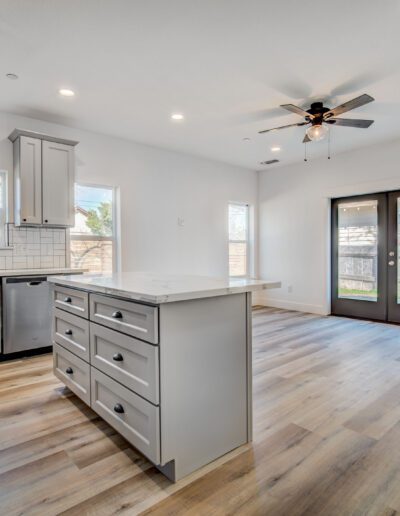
[
  {"left": 70, "top": 182, "right": 119, "bottom": 273},
  {"left": 0, "top": 170, "right": 8, "bottom": 248},
  {"left": 228, "top": 202, "right": 250, "bottom": 278}
]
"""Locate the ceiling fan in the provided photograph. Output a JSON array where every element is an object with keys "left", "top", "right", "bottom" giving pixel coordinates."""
[{"left": 259, "top": 94, "right": 375, "bottom": 143}]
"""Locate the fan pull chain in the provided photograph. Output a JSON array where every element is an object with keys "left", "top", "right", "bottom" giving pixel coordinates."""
[
  {"left": 304, "top": 141, "right": 308, "bottom": 162},
  {"left": 328, "top": 129, "right": 331, "bottom": 160}
]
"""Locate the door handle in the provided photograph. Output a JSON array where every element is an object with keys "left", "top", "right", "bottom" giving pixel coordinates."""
[
  {"left": 65, "top": 367, "right": 73, "bottom": 374},
  {"left": 65, "top": 329, "right": 73, "bottom": 336},
  {"left": 112, "top": 353, "right": 123, "bottom": 362},
  {"left": 64, "top": 297, "right": 72, "bottom": 303},
  {"left": 112, "top": 311, "right": 123, "bottom": 319}
]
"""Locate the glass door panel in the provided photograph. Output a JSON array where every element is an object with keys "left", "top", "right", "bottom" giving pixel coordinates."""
[
  {"left": 331, "top": 193, "right": 387, "bottom": 321},
  {"left": 337, "top": 200, "right": 378, "bottom": 302}
]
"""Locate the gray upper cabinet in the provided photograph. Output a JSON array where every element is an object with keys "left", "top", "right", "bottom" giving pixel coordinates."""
[
  {"left": 9, "top": 129, "right": 79, "bottom": 227},
  {"left": 42, "top": 140, "right": 75, "bottom": 226},
  {"left": 14, "top": 136, "right": 43, "bottom": 225}
]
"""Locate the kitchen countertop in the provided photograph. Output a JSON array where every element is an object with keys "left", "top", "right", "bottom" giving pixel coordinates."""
[
  {"left": 0, "top": 268, "right": 86, "bottom": 277},
  {"left": 48, "top": 272, "right": 281, "bottom": 304}
]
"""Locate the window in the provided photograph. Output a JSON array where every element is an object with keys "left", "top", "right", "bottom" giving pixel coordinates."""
[
  {"left": 70, "top": 184, "right": 117, "bottom": 273},
  {"left": 229, "top": 203, "right": 249, "bottom": 277},
  {"left": 0, "top": 171, "right": 8, "bottom": 247}
]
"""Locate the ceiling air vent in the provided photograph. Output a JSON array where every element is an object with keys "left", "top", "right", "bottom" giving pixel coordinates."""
[{"left": 260, "top": 159, "right": 279, "bottom": 165}]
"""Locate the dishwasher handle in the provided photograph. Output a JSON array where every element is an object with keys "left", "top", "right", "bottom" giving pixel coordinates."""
[{"left": 4, "top": 276, "right": 48, "bottom": 285}]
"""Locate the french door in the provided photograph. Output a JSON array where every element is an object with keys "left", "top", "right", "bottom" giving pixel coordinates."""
[{"left": 331, "top": 191, "right": 400, "bottom": 323}]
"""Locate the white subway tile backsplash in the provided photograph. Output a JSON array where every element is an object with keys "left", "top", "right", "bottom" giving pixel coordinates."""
[
  {"left": 41, "top": 243, "right": 53, "bottom": 256},
  {"left": 27, "top": 244, "right": 41, "bottom": 256},
  {"left": 27, "top": 229, "right": 40, "bottom": 244},
  {"left": 2, "top": 224, "right": 67, "bottom": 271},
  {"left": 53, "top": 231, "right": 65, "bottom": 244},
  {"left": 13, "top": 231, "right": 27, "bottom": 244},
  {"left": 13, "top": 257, "right": 28, "bottom": 269},
  {"left": 40, "top": 237, "right": 53, "bottom": 245},
  {"left": 13, "top": 244, "right": 27, "bottom": 256},
  {"left": 40, "top": 258, "right": 54, "bottom": 268}
]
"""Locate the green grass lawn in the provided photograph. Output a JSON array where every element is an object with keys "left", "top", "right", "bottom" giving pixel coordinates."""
[{"left": 339, "top": 288, "right": 377, "bottom": 299}]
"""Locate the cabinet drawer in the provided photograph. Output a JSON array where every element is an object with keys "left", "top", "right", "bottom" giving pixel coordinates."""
[
  {"left": 54, "top": 285, "right": 88, "bottom": 318},
  {"left": 53, "top": 343, "right": 90, "bottom": 404},
  {"left": 90, "top": 294, "right": 158, "bottom": 344},
  {"left": 91, "top": 367, "right": 160, "bottom": 464},
  {"left": 90, "top": 323, "right": 159, "bottom": 404},
  {"left": 53, "top": 308, "right": 90, "bottom": 361}
]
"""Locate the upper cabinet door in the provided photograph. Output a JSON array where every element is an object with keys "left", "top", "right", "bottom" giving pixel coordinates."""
[
  {"left": 15, "top": 136, "right": 42, "bottom": 224},
  {"left": 42, "top": 140, "right": 75, "bottom": 226}
]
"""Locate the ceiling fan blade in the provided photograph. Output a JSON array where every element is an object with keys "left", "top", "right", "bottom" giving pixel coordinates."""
[
  {"left": 324, "top": 94, "right": 374, "bottom": 118},
  {"left": 328, "top": 118, "right": 374, "bottom": 128},
  {"left": 303, "top": 134, "right": 311, "bottom": 143},
  {"left": 280, "top": 104, "right": 314, "bottom": 119},
  {"left": 258, "top": 121, "right": 308, "bottom": 134}
]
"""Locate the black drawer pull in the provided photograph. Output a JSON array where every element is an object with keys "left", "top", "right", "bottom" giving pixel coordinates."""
[
  {"left": 64, "top": 297, "right": 72, "bottom": 303},
  {"left": 65, "top": 329, "right": 73, "bottom": 336},
  {"left": 113, "top": 403, "right": 124, "bottom": 414},
  {"left": 112, "top": 311, "right": 123, "bottom": 319},
  {"left": 112, "top": 353, "right": 123, "bottom": 362},
  {"left": 65, "top": 367, "right": 73, "bottom": 374}
]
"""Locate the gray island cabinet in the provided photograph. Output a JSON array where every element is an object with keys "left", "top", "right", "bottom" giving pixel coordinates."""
[{"left": 49, "top": 273, "right": 280, "bottom": 481}]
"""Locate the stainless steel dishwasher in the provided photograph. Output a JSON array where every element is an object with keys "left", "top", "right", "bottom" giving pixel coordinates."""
[{"left": 2, "top": 276, "right": 52, "bottom": 354}]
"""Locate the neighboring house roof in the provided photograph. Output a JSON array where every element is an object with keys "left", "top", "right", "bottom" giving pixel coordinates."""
[{"left": 75, "top": 206, "right": 89, "bottom": 217}]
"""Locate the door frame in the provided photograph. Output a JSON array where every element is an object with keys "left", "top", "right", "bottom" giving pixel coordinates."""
[
  {"left": 331, "top": 192, "right": 388, "bottom": 321},
  {"left": 387, "top": 191, "right": 400, "bottom": 323}
]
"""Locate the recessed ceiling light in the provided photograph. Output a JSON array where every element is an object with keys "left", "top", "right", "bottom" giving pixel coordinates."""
[
  {"left": 6, "top": 73, "right": 18, "bottom": 80},
  {"left": 171, "top": 113, "right": 184, "bottom": 120},
  {"left": 243, "top": 137, "right": 251, "bottom": 142},
  {"left": 59, "top": 88, "right": 75, "bottom": 97},
  {"left": 271, "top": 146, "right": 281, "bottom": 152}
]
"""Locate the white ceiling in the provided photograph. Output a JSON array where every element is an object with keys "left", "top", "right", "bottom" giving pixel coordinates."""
[{"left": 1, "top": 0, "right": 400, "bottom": 170}]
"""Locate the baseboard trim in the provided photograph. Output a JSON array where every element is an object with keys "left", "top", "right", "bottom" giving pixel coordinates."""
[{"left": 253, "top": 293, "right": 329, "bottom": 316}]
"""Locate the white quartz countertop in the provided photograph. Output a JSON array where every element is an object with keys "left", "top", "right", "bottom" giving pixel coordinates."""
[
  {"left": 0, "top": 268, "right": 85, "bottom": 277},
  {"left": 48, "top": 272, "right": 281, "bottom": 304}
]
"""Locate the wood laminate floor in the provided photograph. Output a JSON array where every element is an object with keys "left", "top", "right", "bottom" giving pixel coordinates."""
[{"left": 1, "top": 307, "right": 400, "bottom": 515}]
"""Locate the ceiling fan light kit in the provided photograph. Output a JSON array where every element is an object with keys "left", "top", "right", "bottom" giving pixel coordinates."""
[
  {"left": 259, "top": 94, "right": 375, "bottom": 159},
  {"left": 306, "top": 123, "right": 329, "bottom": 141}
]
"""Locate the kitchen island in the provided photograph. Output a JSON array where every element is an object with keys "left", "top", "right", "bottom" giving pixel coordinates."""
[{"left": 48, "top": 273, "right": 280, "bottom": 481}]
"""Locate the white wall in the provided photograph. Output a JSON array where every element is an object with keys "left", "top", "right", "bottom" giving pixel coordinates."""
[
  {"left": 256, "top": 139, "right": 400, "bottom": 315},
  {"left": 0, "top": 111, "right": 257, "bottom": 276}
]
